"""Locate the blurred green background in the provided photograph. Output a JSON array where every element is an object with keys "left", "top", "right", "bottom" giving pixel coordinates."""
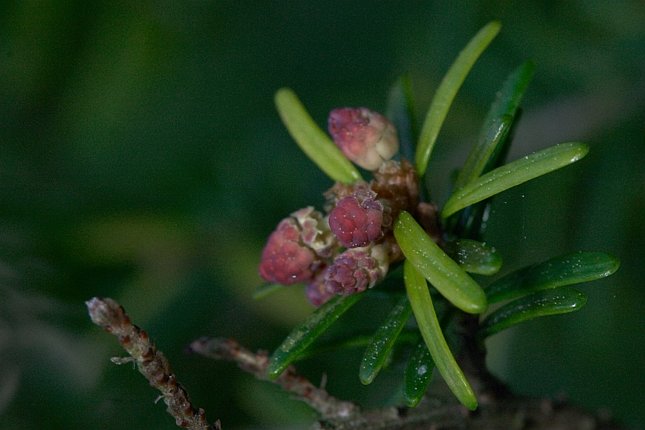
[{"left": 1, "top": 1, "right": 643, "bottom": 429}]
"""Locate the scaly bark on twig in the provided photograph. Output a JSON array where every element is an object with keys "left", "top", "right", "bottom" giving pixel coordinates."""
[
  {"left": 86, "top": 297, "right": 220, "bottom": 430},
  {"left": 188, "top": 337, "right": 359, "bottom": 421}
]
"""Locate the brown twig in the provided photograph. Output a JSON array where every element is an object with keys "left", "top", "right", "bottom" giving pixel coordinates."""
[
  {"left": 313, "top": 393, "right": 624, "bottom": 430},
  {"left": 86, "top": 297, "right": 221, "bottom": 430},
  {"left": 188, "top": 337, "right": 359, "bottom": 421},
  {"left": 88, "top": 297, "right": 624, "bottom": 430}
]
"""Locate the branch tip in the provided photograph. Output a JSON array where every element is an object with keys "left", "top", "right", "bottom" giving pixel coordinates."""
[{"left": 87, "top": 297, "right": 220, "bottom": 430}]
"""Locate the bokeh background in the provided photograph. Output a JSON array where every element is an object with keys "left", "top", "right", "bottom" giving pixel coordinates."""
[{"left": 1, "top": 1, "right": 643, "bottom": 429}]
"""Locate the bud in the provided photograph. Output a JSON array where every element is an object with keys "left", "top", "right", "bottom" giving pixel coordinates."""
[
  {"left": 328, "top": 108, "right": 399, "bottom": 171},
  {"left": 305, "top": 270, "right": 334, "bottom": 307},
  {"left": 259, "top": 218, "right": 316, "bottom": 285},
  {"left": 328, "top": 188, "right": 383, "bottom": 248},
  {"left": 324, "top": 245, "right": 389, "bottom": 295},
  {"left": 370, "top": 159, "right": 419, "bottom": 228}
]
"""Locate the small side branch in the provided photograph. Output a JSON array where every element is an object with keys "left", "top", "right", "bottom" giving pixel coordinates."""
[
  {"left": 188, "top": 337, "right": 359, "bottom": 421},
  {"left": 86, "top": 297, "right": 220, "bottom": 430}
]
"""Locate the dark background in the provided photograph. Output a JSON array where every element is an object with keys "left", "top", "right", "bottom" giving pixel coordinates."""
[{"left": 1, "top": 1, "right": 643, "bottom": 429}]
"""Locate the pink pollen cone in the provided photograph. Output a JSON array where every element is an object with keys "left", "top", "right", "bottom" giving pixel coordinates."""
[
  {"left": 329, "top": 193, "right": 383, "bottom": 248},
  {"left": 324, "top": 246, "right": 387, "bottom": 295},
  {"left": 259, "top": 218, "right": 315, "bottom": 285},
  {"left": 328, "top": 107, "right": 399, "bottom": 171}
]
